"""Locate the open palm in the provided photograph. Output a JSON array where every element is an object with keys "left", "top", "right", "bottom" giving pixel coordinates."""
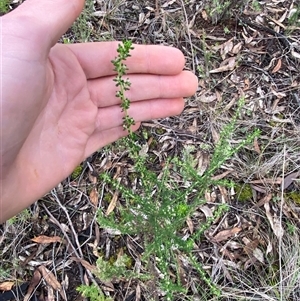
[{"left": 0, "top": 0, "right": 198, "bottom": 222}]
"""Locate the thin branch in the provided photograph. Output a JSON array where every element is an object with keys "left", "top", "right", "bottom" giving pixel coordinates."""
[{"left": 279, "top": 144, "right": 286, "bottom": 301}]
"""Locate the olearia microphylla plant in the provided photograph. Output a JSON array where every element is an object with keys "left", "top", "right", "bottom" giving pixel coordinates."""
[
  {"left": 111, "top": 40, "right": 135, "bottom": 135},
  {"left": 96, "top": 97, "right": 260, "bottom": 299}
]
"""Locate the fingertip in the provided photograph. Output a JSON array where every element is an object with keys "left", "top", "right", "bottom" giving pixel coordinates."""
[
  {"left": 177, "top": 98, "right": 185, "bottom": 115},
  {"left": 155, "top": 98, "right": 186, "bottom": 119},
  {"left": 128, "top": 44, "right": 186, "bottom": 75},
  {"left": 167, "top": 97, "right": 185, "bottom": 117},
  {"left": 132, "top": 122, "right": 141, "bottom": 132},
  {"left": 168, "top": 47, "right": 186, "bottom": 69},
  {"left": 187, "top": 72, "right": 199, "bottom": 96},
  {"left": 160, "top": 46, "right": 186, "bottom": 73}
]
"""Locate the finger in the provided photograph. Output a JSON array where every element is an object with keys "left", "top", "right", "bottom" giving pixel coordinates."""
[
  {"left": 66, "top": 42, "right": 186, "bottom": 79},
  {"left": 84, "top": 123, "right": 141, "bottom": 158},
  {"left": 10, "top": 0, "right": 84, "bottom": 48},
  {"left": 94, "top": 98, "right": 184, "bottom": 132},
  {"left": 88, "top": 71, "right": 198, "bottom": 107}
]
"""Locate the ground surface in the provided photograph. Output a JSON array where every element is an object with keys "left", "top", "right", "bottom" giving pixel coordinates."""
[{"left": 1, "top": 0, "right": 300, "bottom": 300}]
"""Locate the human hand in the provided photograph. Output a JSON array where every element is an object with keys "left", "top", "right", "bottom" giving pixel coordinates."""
[{"left": 0, "top": 0, "right": 198, "bottom": 222}]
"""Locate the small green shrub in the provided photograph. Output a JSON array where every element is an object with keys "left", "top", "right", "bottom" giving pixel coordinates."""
[
  {"left": 251, "top": 0, "right": 261, "bottom": 11},
  {"left": 288, "top": 6, "right": 300, "bottom": 27},
  {"left": 78, "top": 41, "right": 260, "bottom": 300},
  {"left": 95, "top": 254, "right": 139, "bottom": 282},
  {"left": 7, "top": 209, "right": 31, "bottom": 225},
  {"left": 0, "top": 267, "right": 11, "bottom": 281},
  {"left": 71, "top": 0, "right": 94, "bottom": 42},
  {"left": 0, "top": 0, "right": 9, "bottom": 14},
  {"left": 77, "top": 283, "right": 112, "bottom": 301},
  {"left": 97, "top": 103, "right": 258, "bottom": 300}
]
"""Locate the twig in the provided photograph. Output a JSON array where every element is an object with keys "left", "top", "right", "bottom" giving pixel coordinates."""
[
  {"left": 50, "top": 189, "right": 84, "bottom": 258},
  {"left": 41, "top": 203, "right": 85, "bottom": 295},
  {"left": 279, "top": 145, "right": 286, "bottom": 301},
  {"left": 180, "top": 0, "right": 195, "bottom": 73},
  {"left": 42, "top": 196, "right": 99, "bottom": 289},
  {"left": 41, "top": 203, "right": 80, "bottom": 258}
]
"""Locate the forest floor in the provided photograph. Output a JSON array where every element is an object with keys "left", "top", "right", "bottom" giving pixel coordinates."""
[{"left": 1, "top": 0, "right": 300, "bottom": 300}]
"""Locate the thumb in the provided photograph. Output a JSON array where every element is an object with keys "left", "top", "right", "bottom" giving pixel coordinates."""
[{"left": 9, "top": 0, "right": 85, "bottom": 48}]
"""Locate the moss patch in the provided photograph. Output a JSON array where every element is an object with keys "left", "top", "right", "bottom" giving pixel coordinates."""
[
  {"left": 235, "top": 183, "right": 253, "bottom": 202},
  {"left": 71, "top": 165, "right": 83, "bottom": 179},
  {"left": 285, "top": 191, "right": 300, "bottom": 205}
]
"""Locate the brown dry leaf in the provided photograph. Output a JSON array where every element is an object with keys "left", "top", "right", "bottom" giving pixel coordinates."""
[
  {"left": 232, "top": 42, "right": 243, "bottom": 54},
  {"left": 88, "top": 172, "right": 97, "bottom": 184},
  {"left": 31, "top": 235, "right": 63, "bottom": 244},
  {"left": 200, "top": 205, "right": 213, "bottom": 218},
  {"left": 266, "top": 240, "right": 273, "bottom": 255},
  {"left": 271, "top": 58, "right": 282, "bottom": 73},
  {"left": 38, "top": 265, "right": 66, "bottom": 300},
  {"left": 271, "top": 114, "right": 293, "bottom": 123},
  {"left": 24, "top": 269, "right": 42, "bottom": 301},
  {"left": 47, "top": 286, "right": 55, "bottom": 301},
  {"left": 186, "top": 216, "right": 194, "bottom": 234},
  {"left": 242, "top": 32, "right": 254, "bottom": 45},
  {"left": 254, "top": 193, "right": 273, "bottom": 208},
  {"left": 249, "top": 178, "right": 282, "bottom": 185},
  {"left": 0, "top": 235, "right": 5, "bottom": 245},
  {"left": 218, "top": 185, "right": 229, "bottom": 203},
  {"left": 212, "top": 227, "right": 242, "bottom": 242},
  {"left": 251, "top": 184, "right": 267, "bottom": 194},
  {"left": 253, "top": 248, "right": 264, "bottom": 263},
  {"left": 209, "top": 57, "right": 236, "bottom": 73},
  {"left": 70, "top": 257, "right": 97, "bottom": 274},
  {"left": 188, "top": 118, "right": 197, "bottom": 134},
  {"left": 244, "top": 78, "right": 250, "bottom": 90},
  {"left": 88, "top": 241, "right": 101, "bottom": 258},
  {"left": 220, "top": 247, "right": 237, "bottom": 261},
  {"left": 270, "top": 88, "right": 286, "bottom": 99},
  {"left": 220, "top": 38, "right": 234, "bottom": 59},
  {"left": 264, "top": 202, "right": 284, "bottom": 239},
  {"left": 93, "top": 11, "right": 106, "bottom": 17},
  {"left": 224, "top": 95, "right": 239, "bottom": 111},
  {"left": 283, "top": 171, "right": 300, "bottom": 190},
  {"left": 219, "top": 56, "right": 235, "bottom": 68},
  {"left": 161, "top": 0, "right": 177, "bottom": 7},
  {"left": 270, "top": 14, "right": 287, "bottom": 28},
  {"left": 199, "top": 92, "right": 217, "bottom": 103},
  {"left": 135, "top": 283, "right": 141, "bottom": 301},
  {"left": 204, "top": 191, "right": 213, "bottom": 203},
  {"left": 113, "top": 165, "right": 121, "bottom": 180},
  {"left": 291, "top": 49, "right": 300, "bottom": 60},
  {"left": 89, "top": 187, "right": 99, "bottom": 206},
  {"left": 105, "top": 191, "right": 119, "bottom": 216},
  {"left": 210, "top": 124, "right": 220, "bottom": 144},
  {"left": 253, "top": 137, "right": 261, "bottom": 154},
  {"left": 198, "top": 79, "right": 206, "bottom": 89},
  {"left": 243, "top": 238, "right": 259, "bottom": 257},
  {"left": 201, "top": 10, "right": 208, "bottom": 20},
  {"left": 139, "top": 142, "right": 149, "bottom": 157},
  {"left": 196, "top": 151, "right": 209, "bottom": 176},
  {"left": 212, "top": 171, "right": 232, "bottom": 181},
  {"left": 215, "top": 89, "right": 222, "bottom": 102},
  {"left": 0, "top": 281, "right": 14, "bottom": 291}
]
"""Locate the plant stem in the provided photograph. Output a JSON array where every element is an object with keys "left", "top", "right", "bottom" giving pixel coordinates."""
[{"left": 111, "top": 40, "right": 135, "bottom": 135}]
